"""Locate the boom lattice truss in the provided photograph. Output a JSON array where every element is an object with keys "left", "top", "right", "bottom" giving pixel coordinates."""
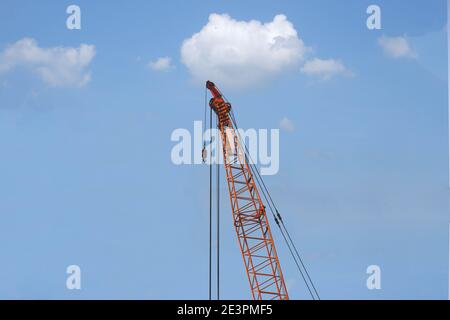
[{"left": 206, "top": 80, "right": 289, "bottom": 300}]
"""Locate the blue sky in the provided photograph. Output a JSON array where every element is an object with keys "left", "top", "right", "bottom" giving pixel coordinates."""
[{"left": 0, "top": 0, "right": 448, "bottom": 299}]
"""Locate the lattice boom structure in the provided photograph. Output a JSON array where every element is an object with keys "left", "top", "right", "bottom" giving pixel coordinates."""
[{"left": 206, "top": 80, "right": 289, "bottom": 300}]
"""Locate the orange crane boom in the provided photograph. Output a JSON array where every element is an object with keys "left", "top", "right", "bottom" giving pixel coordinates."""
[{"left": 206, "top": 80, "right": 289, "bottom": 300}]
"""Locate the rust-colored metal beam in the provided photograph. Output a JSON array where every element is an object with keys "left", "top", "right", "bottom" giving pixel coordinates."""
[{"left": 206, "top": 81, "right": 289, "bottom": 300}]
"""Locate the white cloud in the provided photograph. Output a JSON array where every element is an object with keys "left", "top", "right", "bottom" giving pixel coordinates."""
[
  {"left": 378, "top": 35, "right": 417, "bottom": 59},
  {"left": 148, "top": 57, "right": 174, "bottom": 72},
  {"left": 279, "top": 117, "right": 295, "bottom": 132},
  {"left": 0, "top": 38, "right": 95, "bottom": 87},
  {"left": 300, "top": 58, "right": 350, "bottom": 80},
  {"left": 181, "top": 14, "right": 310, "bottom": 90}
]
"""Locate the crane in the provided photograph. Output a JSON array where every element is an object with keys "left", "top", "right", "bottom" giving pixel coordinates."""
[{"left": 206, "top": 80, "right": 289, "bottom": 300}]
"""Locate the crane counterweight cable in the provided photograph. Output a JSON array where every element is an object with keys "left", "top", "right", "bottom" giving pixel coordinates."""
[
  {"left": 216, "top": 110, "right": 220, "bottom": 300},
  {"left": 208, "top": 89, "right": 212, "bottom": 300},
  {"left": 206, "top": 88, "right": 221, "bottom": 300}
]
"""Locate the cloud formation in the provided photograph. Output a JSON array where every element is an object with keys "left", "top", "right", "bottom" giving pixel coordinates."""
[
  {"left": 378, "top": 35, "right": 417, "bottom": 59},
  {"left": 279, "top": 117, "right": 295, "bottom": 132},
  {"left": 181, "top": 14, "right": 309, "bottom": 89},
  {"left": 148, "top": 57, "right": 174, "bottom": 72},
  {"left": 300, "top": 58, "right": 350, "bottom": 80},
  {"left": 0, "top": 38, "right": 95, "bottom": 87}
]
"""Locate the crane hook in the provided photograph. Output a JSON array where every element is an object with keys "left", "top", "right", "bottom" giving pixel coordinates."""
[{"left": 202, "top": 143, "right": 207, "bottom": 163}]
